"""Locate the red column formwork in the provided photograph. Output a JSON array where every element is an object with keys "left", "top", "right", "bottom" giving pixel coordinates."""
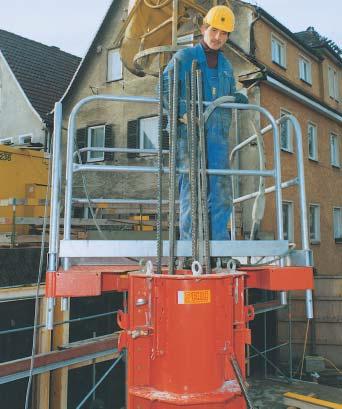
[{"left": 118, "top": 272, "right": 253, "bottom": 408}]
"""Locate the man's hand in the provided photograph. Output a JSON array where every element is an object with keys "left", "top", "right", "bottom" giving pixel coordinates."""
[
  {"left": 179, "top": 113, "right": 188, "bottom": 125},
  {"left": 233, "top": 91, "right": 248, "bottom": 104}
]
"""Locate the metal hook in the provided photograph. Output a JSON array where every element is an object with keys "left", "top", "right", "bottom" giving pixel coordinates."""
[
  {"left": 145, "top": 260, "right": 154, "bottom": 275},
  {"left": 191, "top": 260, "right": 203, "bottom": 276}
]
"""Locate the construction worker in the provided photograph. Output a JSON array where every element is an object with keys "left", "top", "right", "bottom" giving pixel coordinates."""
[{"left": 164, "top": 5, "right": 248, "bottom": 240}]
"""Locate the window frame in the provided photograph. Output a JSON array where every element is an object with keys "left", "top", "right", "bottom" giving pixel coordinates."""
[
  {"left": 299, "top": 55, "right": 312, "bottom": 85},
  {"left": 333, "top": 207, "right": 342, "bottom": 242},
  {"left": 87, "top": 125, "right": 106, "bottom": 162},
  {"left": 18, "top": 133, "right": 33, "bottom": 145},
  {"left": 139, "top": 115, "right": 159, "bottom": 151},
  {"left": 282, "top": 201, "right": 294, "bottom": 242},
  {"left": 309, "top": 203, "right": 320, "bottom": 243},
  {"left": 0, "top": 67, "right": 2, "bottom": 111},
  {"left": 271, "top": 33, "right": 287, "bottom": 68},
  {"left": 107, "top": 48, "right": 123, "bottom": 82},
  {"left": 328, "top": 65, "right": 339, "bottom": 101},
  {"left": 307, "top": 122, "right": 318, "bottom": 161},
  {"left": 330, "top": 132, "right": 340, "bottom": 168},
  {"left": 0, "top": 137, "right": 13, "bottom": 145},
  {"left": 280, "top": 109, "right": 293, "bottom": 152}
]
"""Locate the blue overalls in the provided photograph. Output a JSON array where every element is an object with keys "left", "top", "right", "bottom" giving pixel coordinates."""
[{"left": 163, "top": 43, "right": 236, "bottom": 240}]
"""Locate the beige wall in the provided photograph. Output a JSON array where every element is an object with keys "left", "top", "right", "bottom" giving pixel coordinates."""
[
  {"left": 0, "top": 54, "right": 45, "bottom": 145},
  {"left": 253, "top": 18, "right": 342, "bottom": 111},
  {"left": 260, "top": 82, "right": 342, "bottom": 275}
]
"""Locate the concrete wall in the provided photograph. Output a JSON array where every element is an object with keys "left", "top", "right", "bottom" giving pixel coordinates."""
[{"left": 0, "top": 54, "right": 45, "bottom": 145}]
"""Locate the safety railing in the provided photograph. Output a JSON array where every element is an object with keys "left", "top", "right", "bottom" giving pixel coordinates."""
[
  {"left": 57, "top": 97, "right": 284, "bottom": 255},
  {"left": 47, "top": 84, "right": 313, "bottom": 321}
]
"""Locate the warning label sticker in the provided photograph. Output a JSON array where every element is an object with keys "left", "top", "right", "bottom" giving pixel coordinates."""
[{"left": 177, "top": 290, "right": 211, "bottom": 304}]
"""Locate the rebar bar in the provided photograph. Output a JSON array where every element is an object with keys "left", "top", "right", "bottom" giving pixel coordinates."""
[
  {"left": 189, "top": 63, "right": 199, "bottom": 262},
  {"left": 196, "top": 69, "right": 211, "bottom": 273},
  {"left": 168, "top": 59, "right": 179, "bottom": 274},
  {"left": 157, "top": 69, "right": 164, "bottom": 274}
]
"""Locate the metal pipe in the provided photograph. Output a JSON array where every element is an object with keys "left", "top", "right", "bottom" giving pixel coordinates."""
[
  {"left": 203, "top": 98, "right": 282, "bottom": 236},
  {"left": 76, "top": 353, "right": 123, "bottom": 409},
  {"left": 46, "top": 101, "right": 63, "bottom": 329},
  {"left": 233, "top": 178, "right": 298, "bottom": 204},
  {"left": 248, "top": 342, "right": 289, "bottom": 359},
  {"left": 48, "top": 101, "right": 62, "bottom": 262},
  {"left": 287, "top": 115, "right": 313, "bottom": 318},
  {"left": 171, "top": 0, "right": 178, "bottom": 47},
  {"left": 64, "top": 95, "right": 159, "bottom": 272},
  {"left": 73, "top": 198, "right": 172, "bottom": 205},
  {"left": 0, "top": 310, "right": 119, "bottom": 336},
  {"left": 73, "top": 164, "right": 275, "bottom": 177},
  {"left": 75, "top": 147, "right": 169, "bottom": 155}
]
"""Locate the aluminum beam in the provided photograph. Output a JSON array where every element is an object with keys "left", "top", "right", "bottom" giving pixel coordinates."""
[{"left": 60, "top": 240, "right": 289, "bottom": 258}]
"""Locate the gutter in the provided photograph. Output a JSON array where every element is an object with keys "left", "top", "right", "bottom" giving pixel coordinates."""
[{"left": 266, "top": 75, "right": 342, "bottom": 123}]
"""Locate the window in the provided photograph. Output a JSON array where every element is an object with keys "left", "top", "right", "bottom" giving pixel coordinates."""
[
  {"left": 330, "top": 133, "right": 340, "bottom": 167},
  {"left": 87, "top": 125, "right": 105, "bottom": 162},
  {"left": 309, "top": 204, "right": 320, "bottom": 242},
  {"left": 333, "top": 207, "right": 342, "bottom": 241},
  {"left": 328, "top": 66, "right": 339, "bottom": 101},
  {"left": 0, "top": 68, "right": 2, "bottom": 111},
  {"left": 280, "top": 110, "right": 293, "bottom": 152},
  {"left": 107, "top": 49, "right": 122, "bottom": 82},
  {"left": 0, "top": 137, "right": 13, "bottom": 145},
  {"left": 282, "top": 201, "right": 294, "bottom": 242},
  {"left": 271, "top": 35, "right": 286, "bottom": 68},
  {"left": 139, "top": 116, "right": 159, "bottom": 149},
  {"left": 299, "top": 56, "right": 312, "bottom": 84},
  {"left": 307, "top": 123, "right": 318, "bottom": 160},
  {"left": 19, "top": 134, "right": 33, "bottom": 145},
  {"left": 127, "top": 116, "right": 169, "bottom": 158}
]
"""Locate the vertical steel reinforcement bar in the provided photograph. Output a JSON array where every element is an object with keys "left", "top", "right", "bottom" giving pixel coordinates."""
[
  {"left": 168, "top": 59, "right": 179, "bottom": 274},
  {"left": 157, "top": 69, "right": 164, "bottom": 274},
  {"left": 196, "top": 69, "right": 211, "bottom": 273}
]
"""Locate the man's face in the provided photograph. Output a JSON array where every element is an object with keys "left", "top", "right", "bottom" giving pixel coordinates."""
[{"left": 201, "top": 25, "right": 229, "bottom": 50}]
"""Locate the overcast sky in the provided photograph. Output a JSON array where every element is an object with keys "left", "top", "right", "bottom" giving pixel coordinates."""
[{"left": 0, "top": 0, "right": 340, "bottom": 57}]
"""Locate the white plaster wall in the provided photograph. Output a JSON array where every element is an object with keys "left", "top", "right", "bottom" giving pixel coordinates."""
[{"left": 0, "top": 54, "right": 45, "bottom": 145}]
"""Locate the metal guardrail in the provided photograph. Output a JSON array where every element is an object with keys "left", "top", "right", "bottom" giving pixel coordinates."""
[{"left": 46, "top": 92, "right": 314, "bottom": 328}]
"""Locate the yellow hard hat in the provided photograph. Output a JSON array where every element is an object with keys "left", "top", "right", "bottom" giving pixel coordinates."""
[{"left": 203, "top": 5, "right": 235, "bottom": 33}]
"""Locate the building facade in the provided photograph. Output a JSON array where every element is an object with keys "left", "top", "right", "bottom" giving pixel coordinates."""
[{"left": 60, "top": 0, "right": 342, "bottom": 365}]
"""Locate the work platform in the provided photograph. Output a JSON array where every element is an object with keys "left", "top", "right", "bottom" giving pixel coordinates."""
[{"left": 43, "top": 86, "right": 316, "bottom": 408}]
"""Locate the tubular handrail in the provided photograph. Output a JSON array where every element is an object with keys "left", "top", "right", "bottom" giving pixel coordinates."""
[{"left": 50, "top": 93, "right": 313, "bottom": 321}]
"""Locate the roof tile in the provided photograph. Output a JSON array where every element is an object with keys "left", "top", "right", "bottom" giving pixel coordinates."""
[{"left": 0, "top": 29, "right": 81, "bottom": 119}]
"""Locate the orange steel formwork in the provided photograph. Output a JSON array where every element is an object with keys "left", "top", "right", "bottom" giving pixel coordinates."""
[{"left": 46, "top": 265, "right": 314, "bottom": 408}]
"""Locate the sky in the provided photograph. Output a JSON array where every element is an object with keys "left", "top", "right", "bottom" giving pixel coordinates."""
[{"left": 0, "top": 0, "right": 340, "bottom": 57}]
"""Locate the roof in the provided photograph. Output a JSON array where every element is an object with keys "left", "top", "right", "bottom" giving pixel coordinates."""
[
  {"left": 295, "top": 27, "right": 342, "bottom": 64},
  {"left": 0, "top": 29, "right": 81, "bottom": 119}
]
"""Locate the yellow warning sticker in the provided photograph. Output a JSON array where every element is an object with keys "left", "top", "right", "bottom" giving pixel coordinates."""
[{"left": 178, "top": 290, "right": 211, "bottom": 304}]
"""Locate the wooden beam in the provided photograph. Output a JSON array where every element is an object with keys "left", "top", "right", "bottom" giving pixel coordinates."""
[
  {"left": 68, "top": 352, "right": 118, "bottom": 371},
  {"left": 0, "top": 334, "right": 119, "bottom": 380},
  {"left": 0, "top": 284, "right": 45, "bottom": 302},
  {"left": 50, "top": 298, "right": 69, "bottom": 409},
  {"left": 33, "top": 298, "right": 52, "bottom": 409},
  {"left": 284, "top": 392, "right": 342, "bottom": 409}
]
